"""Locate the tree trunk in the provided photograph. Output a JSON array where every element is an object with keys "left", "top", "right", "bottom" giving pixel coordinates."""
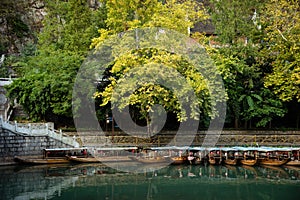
[
  {"left": 234, "top": 117, "right": 239, "bottom": 129},
  {"left": 244, "top": 120, "right": 247, "bottom": 129},
  {"left": 146, "top": 116, "right": 151, "bottom": 137}
]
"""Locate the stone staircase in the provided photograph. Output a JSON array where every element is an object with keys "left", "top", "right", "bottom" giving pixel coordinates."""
[{"left": 0, "top": 116, "right": 79, "bottom": 148}]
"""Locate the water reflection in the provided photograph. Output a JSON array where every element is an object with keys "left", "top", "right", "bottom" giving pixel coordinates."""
[{"left": 1, "top": 164, "right": 299, "bottom": 200}]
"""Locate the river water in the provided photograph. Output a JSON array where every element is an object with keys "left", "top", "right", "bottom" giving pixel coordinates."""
[{"left": 0, "top": 163, "right": 299, "bottom": 200}]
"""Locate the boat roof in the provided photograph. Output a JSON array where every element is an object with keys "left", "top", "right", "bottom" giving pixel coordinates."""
[
  {"left": 188, "top": 146, "right": 207, "bottom": 151},
  {"left": 231, "top": 146, "right": 260, "bottom": 151},
  {"left": 93, "top": 147, "right": 138, "bottom": 151},
  {"left": 151, "top": 146, "right": 190, "bottom": 151},
  {"left": 44, "top": 146, "right": 300, "bottom": 152},
  {"left": 44, "top": 147, "right": 87, "bottom": 151},
  {"left": 44, "top": 146, "right": 138, "bottom": 151},
  {"left": 255, "top": 146, "right": 295, "bottom": 152}
]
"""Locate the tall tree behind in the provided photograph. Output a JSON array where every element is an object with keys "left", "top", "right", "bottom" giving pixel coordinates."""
[
  {"left": 262, "top": 0, "right": 300, "bottom": 128},
  {"left": 209, "top": 0, "right": 286, "bottom": 128},
  {"left": 262, "top": 0, "right": 300, "bottom": 102},
  {"left": 90, "top": 0, "right": 221, "bottom": 134}
]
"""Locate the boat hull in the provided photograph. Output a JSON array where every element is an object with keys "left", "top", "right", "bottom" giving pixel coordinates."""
[
  {"left": 68, "top": 156, "right": 100, "bottom": 163},
  {"left": 224, "top": 159, "right": 237, "bottom": 165},
  {"left": 240, "top": 159, "right": 257, "bottom": 166},
  {"left": 68, "top": 156, "right": 133, "bottom": 163},
  {"left": 259, "top": 158, "right": 289, "bottom": 166},
  {"left": 208, "top": 157, "right": 222, "bottom": 165},
  {"left": 14, "top": 156, "right": 70, "bottom": 164},
  {"left": 130, "top": 156, "right": 171, "bottom": 164},
  {"left": 171, "top": 157, "right": 187, "bottom": 165},
  {"left": 285, "top": 160, "right": 300, "bottom": 166}
]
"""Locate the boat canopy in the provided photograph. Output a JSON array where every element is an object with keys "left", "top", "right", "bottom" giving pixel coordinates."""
[
  {"left": 188, "top": 146, "right": 207, "bottom": 151},
  {"left": 44, "top": 147, "right": 87, "bottom": 151},
  {"left": 232, "top": 146, "right": 260, "bottom": 151},
  {"left": 151, "top": 146, "right": 190, "bottom": 151},
  {"left": 44, "top": 146, "right": 300, "bottom": 152},
  {"left": 94, "top": 147, "right": 138, "bottom": 151}
]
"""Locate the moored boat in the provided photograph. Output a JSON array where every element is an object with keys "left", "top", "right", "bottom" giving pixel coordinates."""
[
  {"left": 187, "top": 147, "right": 206, "bottom": 165},
  {"left": 259, "top": 158, "right": 289, "bottom": 166},
  {"left": 240, "top": 159, "right": 257, "bottom": 166},
  {"left": 208, "top": 148, "right": 222, "bottom": 165},
  {"left": 130, "top": 156, "right": 171, "bottom": 164},
  {"left": 170, "top": 156, "right": 187, "bottom": 165},
  {"left": 14, "top": 156, "right": 70, "bottom": 164},
  {"left": 67, "top": 156, "right": 100, "bottom": 163},
  {"left": 151, "top": 146, "right": 189, "bottom": 165},
  {"left": 257, "top": 146, "right": 289, "bottom": 166},
  {"left": 14, "top": 147, "right": 87, "bottom": 165},
  {"left": 285, "top": 147, "right": 300, "bottom": 166},
  {"left": 68, "top": 146, "right": 138, "bottom": 163},
  {"left": 222, "top": 147, "right": 239, "bottom": 166},
  {"left": 231, "top": 146, "right": 259, "bottom": 166},
  {"left": 285, "top": 160, "right": 300, "bottom": 166},
  {"left": 224, "top": 158, "right": 238, "bottom": 165}
]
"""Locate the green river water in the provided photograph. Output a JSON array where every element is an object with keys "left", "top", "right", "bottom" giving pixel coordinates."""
[{"left": 0, "top": 163, "right": 299, "bottom": 200}]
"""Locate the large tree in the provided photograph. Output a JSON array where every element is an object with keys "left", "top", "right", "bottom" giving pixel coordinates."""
[{"left": 90, "top": 0, "right": 224, "bottom": 134}]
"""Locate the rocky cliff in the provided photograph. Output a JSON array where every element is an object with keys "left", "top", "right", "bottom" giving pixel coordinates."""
[{"left": 0, "top": 0, "right": 100, "bottom": 55}]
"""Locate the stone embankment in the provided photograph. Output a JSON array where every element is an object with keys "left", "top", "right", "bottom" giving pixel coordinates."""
[
  {"left": 77, "top": 130, "right": 300, "bottom": 147},
  {"left": 1, "top": 117, "right": 300, "bottom": 166}
]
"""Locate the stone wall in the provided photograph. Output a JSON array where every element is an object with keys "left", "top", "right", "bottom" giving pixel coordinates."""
[
  {"left": 76, "top": 130, "right": 300, "bottom": 147},
  {"left": 0, "top": 127, "right": 73, "bottom": 164}
]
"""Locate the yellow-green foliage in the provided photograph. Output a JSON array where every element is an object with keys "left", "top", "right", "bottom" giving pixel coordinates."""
[
  {"left": 93, "top": 0, "right": 210, "bottom": 123},
  {"left": 262, "top": 0, "right": 300, "bottom": 102}
]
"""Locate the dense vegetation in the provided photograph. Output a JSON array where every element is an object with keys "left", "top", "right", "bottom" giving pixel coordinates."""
[{"left": 2, "top": 0, "right": 300, "bottom": 130}]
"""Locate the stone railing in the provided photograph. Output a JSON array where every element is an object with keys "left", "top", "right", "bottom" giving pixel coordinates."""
[
  {"left": 0, "top": 116, "right": 79, "bottom": 147},
  {"left": 0, "top": 78, "right": 14, "bottom": 86}
]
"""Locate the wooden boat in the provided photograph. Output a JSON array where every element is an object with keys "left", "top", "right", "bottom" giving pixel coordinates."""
[
  {"left": 231, "top": 146, "right": 259, "bottom": 166},
  {"left": 187, "top": 155, "right": 195, "bottom": 164},
  {"left": 208, "top": 157, "right": 216, "bottom": 165},
  {"left": 193, "top": 157, "right": 202, "bottom": 165},
  {"left": 130, "top": 156, "right": 171, "bottom": 164},
  {"left": 186, "top": 147, "right": 205, "bottom": 165},
  {"left": 286, "top": 148, "right": 300, "bottom": 166},
  {"left": 14, "top": 147, "right": 88, "bottom": 165},
  {"left": 170, "top": 156, "right": 187, "bottom": 165},
  {"left": 259, "top": 158, "right": 289, "bottom": 166},
  {"left": 255, "top": 146, "right": 290, "bottom": 166},
  {"left": 208, "top": 157, "right": 222, "bottom": 165},
  {"left": 67, "top": 156, "right": 100, "bottom": 163},
  {"left": 150, "top": 146, "right": 190, "bottom": 165},
  {"left": 68, "top": 146, "right": 138, "bottom": 163},
  {"left": 224, "top": 158, "right": 238, "bottom": 165},
  {"left": 14, "top": 156, "right": 70, "bottom": 164},
  {"left": 68, "top": 155, "right": 133, "bottom": 163},
  {"left": 240, "top": 159, "right": 257, "bottom": 166},
  {"left": 285, "top": 159, "right": 300, "bottom": 166},
  {"left": 221, "top": 147, "right": 239, "bottom": 165}
]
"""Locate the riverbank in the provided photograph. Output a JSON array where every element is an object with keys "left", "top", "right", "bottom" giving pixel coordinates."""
[{"left": 2, "top": 123, "right": 300, "bottom": 166}]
